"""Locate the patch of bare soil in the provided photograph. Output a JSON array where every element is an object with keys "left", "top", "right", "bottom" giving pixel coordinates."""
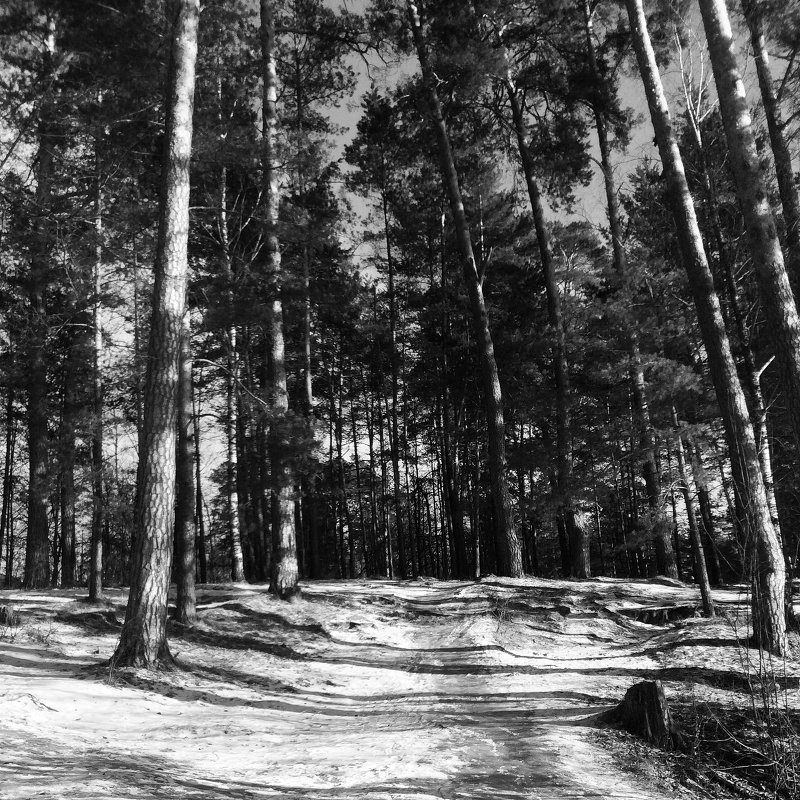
[{"left": 0, "top": 578, "right": 797, "bottom": 799}]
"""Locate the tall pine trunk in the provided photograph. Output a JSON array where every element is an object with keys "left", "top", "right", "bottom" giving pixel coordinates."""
[
  {"left": 438, "top": 208, "right": 468, "bottom": 577},
  {"left": 742, "top": 0, "right": 800, "bottom": 289},
  {"left": 174, "top": 312, "right": 196, "bottom": 625},
  {"left": 502, "top": 72, "right": 586, "bottom": 579},
  {"left": 89, "top": 158, "right": 104, "bottom": 601},
  {"left": 582, "top": 0, "right": 676, "bottom": 578},
  {"left": 0, "top": 391, "right": 15, "bottom": 586},
  {"left": 24, "top": 15, "right": 57, "bottom": 590},
  {"left": 625, "top": 0, "right": 786, "bottom": 654},
  {"left": 408, "top": 1, "right": 522, "bottom": 577},
  {"left": 113, "top": 0, "right": 200, "bottom": 668},
  {"left": 59, "top": 338, "right": 77, "bottom": 590},
  {"left": 700, "top": 0, "right": 800, "bottom": 483},
  {"left": 217, "top": 161, "right": 246, "bottom": 583},
  {"left": 261, "top": 0, "right": 299, "bottom": 599},
  {"left": 192, "top": 383, "right": 208, "bottom": 583},
  {"left": 672, "top": 408, "right": 715, "bottom": 616}
]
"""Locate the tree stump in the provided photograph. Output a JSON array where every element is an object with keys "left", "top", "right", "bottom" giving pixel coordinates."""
[
  {"left": 0, "top": 606, "right": 20, "bottom": 627},
  {"left": 599, "top": 680, "right": 684, "bottom": 750}
]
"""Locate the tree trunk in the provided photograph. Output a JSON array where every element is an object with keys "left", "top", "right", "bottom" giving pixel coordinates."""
[
  {"left": 381, "top": 178, "right": 408, "bottom": 579},
  {"left": 672, "top": 409, "right": 715, "bottom": 617},
  {"left": 408, "top": 1, "right": 521, "bottom": 577},
  {"left": 193, "top": 383, "right": 207, "bottom": 584},
  {"left": 625, "top": 0, "right": 786, "bottom": 654},
  {"left": 89, "top": 160, "right": 104, "bottom": 601},
  {"left": 113, "top": 0, "right": 200, "bottom": 668},
  {"left": 683, "top": 94, "right": 782, "bottom": 539},
  {"left": 742, "top": 0, "right": 800, "bottom": 291},
  {"left": 687, "top": 439, "right": 723, "bottom": 586},
  {"left": 582, "top": 0, "right": 676, "bottom": 579},
  {"left": 174, "top": 312, "right": 196, "bottom": 625},
  {"left": 59, "top": 342, "right": 77, "bottom": 590},
  {"left": 438, "top": 210, "right": 469, "bottom": 578},
  {"left": 0, "top": 390, "right": 15, "bottom": 586},
  {"left": 261, "top": 0, "right": 298, "bottom": 599},
  {"left": 24, "top": 16, "right": 57, "bottom": 590},
  {"left": 600, "top": 681, "right": 684, "bottom": 751},
  {"left": 502, "top": 72, "right": 585, "bottom": 578},
  {"left": 700, "top": 0, "right": 800, "bottom": 483}
]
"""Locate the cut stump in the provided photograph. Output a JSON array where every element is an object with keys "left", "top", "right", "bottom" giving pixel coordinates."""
[
  {"left": 0, "top": 605, "right": 20, "bottom": 627},
  {"left": 599, "top": 680, "right": 684, "bottom": 750}
]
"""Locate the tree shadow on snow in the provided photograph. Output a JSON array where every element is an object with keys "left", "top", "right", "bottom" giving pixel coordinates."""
[{"left": 0, "top": 735, "right": 275, "bottom": 800}]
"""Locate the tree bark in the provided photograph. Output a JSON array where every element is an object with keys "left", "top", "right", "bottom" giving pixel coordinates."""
[
  {"left": 438, "top": 209, "right": 469, "bottom": 577},
  {"left": 383, "top": 178, "right": 407, "bottom": 579},
  {"left": 217, "top": 166, "right": 246, "bottom": 584},
  {"left": 742, "top": 0, "right": 800, "bottom": 291},
  {"left": 193, "top": 382, "right": 207, "bottom": 584},
  {"left": 261, "top": 0, "right": 299, "bottom": 599},
  {"left": 502, "top": 71, "right": 586, "bottom": 579},
  {"left": 59, "top": 339, "right": 77, "bottom": 590},
  {"left": 672, "top": 409, "right": 715, "bottom": 616},
  {"left": 408, "top": 1, "right": 522, "bottom": 577},
  {"left": 700, "top": 0, "right": 800, "bottom": 496},
  {"left": 174, "top": 312, "right": 196, "bottom": 625},
  {"left": 0, "top": 390, "right": 15, "bottom": 585},
  {"left": 89, "top": 159, "right": 104, "bottom": 601},
  {"left": 24, "top": 15, "right": 58, "bottom": 590},
  {"left": 113, "top": 0, "right": 200, "bottom": 668},
  {"left": 625, "top": 0, "right": 786, "bottom": 654},
  {"left": 582, "top": 0, "right": 677, "bottom": 578}
]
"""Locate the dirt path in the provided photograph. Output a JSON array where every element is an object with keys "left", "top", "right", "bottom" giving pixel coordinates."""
[{"left": 0, "top": 578, "right": 752, "bottom": 799}]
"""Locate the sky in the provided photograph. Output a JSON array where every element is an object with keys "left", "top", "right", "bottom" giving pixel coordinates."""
[{"left": 322, "top": 0, "right": 785, "bottom": 237}]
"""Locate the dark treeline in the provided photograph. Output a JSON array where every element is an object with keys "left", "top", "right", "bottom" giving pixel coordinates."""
[{"left": 1, "top": 0, "right": 799, "bottom": 665}]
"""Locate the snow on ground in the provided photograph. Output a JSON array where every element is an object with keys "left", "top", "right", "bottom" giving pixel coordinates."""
[{"left": 0, "top": 577, "right": 797, "bottom": 799}]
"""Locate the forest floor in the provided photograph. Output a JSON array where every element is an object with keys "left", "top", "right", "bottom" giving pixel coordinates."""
[{"left": 0, "top": 577, "right": 798, "bottom": 800}]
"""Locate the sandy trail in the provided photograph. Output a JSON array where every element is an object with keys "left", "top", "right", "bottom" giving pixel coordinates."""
[{"left": 0, "top": 578, "right": 771, "bottom": 799}]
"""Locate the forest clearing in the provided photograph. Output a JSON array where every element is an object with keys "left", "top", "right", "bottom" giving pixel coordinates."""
[{"left": 1, "top": 577, "right": 798, "bottom": 799}]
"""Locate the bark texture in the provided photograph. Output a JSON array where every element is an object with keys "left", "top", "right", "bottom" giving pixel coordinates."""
[
  {"left": 89, "top": 168, "right": 104, "bottom": 601},
  {"left": 582, "top": 0, "right": 676, "bottom": 578},
  {"left": 262, "top": 0, "right": 299, "bottom": 599},
  {"left": 600, "top": 680, "right": 684, "bottom": 750},
  {"left": 408, "top": 1, "right": 522, "bottom": 577},
  {"left": 503, "top": 69, "right": 587, "bottom": 579},
  {"left": 700, "top": 0, "right": 800, "bottom": 467},
  {"left": 174, "top": 314, "right": 197, "bottom": 625},
  {"left": 113, "top": 0, "right": 200, "bottom": 668},
  {"left": 24, "top": 16, "right": 57, "bottom": 590},
  {"left": 672, "top": 411, "right": 715, "bottom": 617},
  {"left": 742, "top": 0, "right": 800, "bottom": 291},
  {"left": 624, "top": 0, "right": 786, "bottom": 654}
]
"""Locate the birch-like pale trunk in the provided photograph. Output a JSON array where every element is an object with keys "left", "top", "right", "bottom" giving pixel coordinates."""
[
  {"left": 261, "top": 0, "right": 299, "bottom": 599},
  {"left": 625, "top": 0, "right": 786, "bottom": 654},
  {"left": 89, "top": 151, "right": 104, "bottom": 601}
]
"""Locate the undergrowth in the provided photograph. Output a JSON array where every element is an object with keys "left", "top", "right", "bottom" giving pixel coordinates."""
[
  {"left": 0, "top": 604, "right": 20, "bottom": 641},
  {"left": 671, "top": 598, "right": 800, "bottom": 799}
]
